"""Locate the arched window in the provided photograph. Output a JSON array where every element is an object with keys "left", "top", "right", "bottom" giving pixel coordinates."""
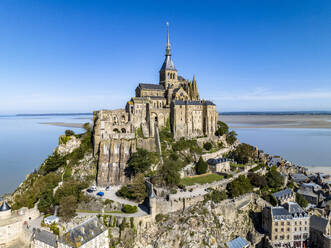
[{"left": 121, "top": 128, "right": 126, "bottom": 133}]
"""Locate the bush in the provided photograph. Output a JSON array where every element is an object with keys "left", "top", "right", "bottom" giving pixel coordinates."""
[
  {"left": 227, "top": 175, "right": 253, "bottom": 198},
  {"left": 262, "top": 193, "right": 278, "bottom": 206},
  {"left": 204, "top": 189, "right": 227, "bottom": 203},
  {"left": 195, "top": 157, "right": 208, "bottom": 175},
  {"left": 116, "top": 174, "right": 147, "bottom": 202},
  {"left": 65, "top": 130, "right": 75, "bottom": 136},
  {"left": 266, "top": 167, "right": 284, "bottom": 189},
  {"left": 203, "top": 142, "right": 213, "bottom": 151},
  {"left": 170, "top": 188, "right": 177, "bottom": 194},
  {"left": 158, "top": 159, "right": 181, "bottom": 187},
  {"left": 40, "top": 153, "right": 66, "bottom": 175},
  {"left": 172, "top": 138, "right": 202, "bottom": 154},
  {"left": 50, "top": 223, "right": 60, "bottom": 235},
  {"left": 296, "top": 193, "right": 308, "bottom": 208},
  {"left": 128, "top": 149, "right": 159, "bottom": 176},
  {"left": 226, "top": 131, "right": 237, "bottom": 145},
  {"left": 122, "top": 204, "right": 138, "bottom": 213},
  {"left": 248, "top": 173, "right": 267, "bottom": 188},
  {"left": 215, "top": 121, "right": 229, "bottom": 137},
  {"left": 229, "top": 143, "right": 257, "bottom": 164},
  {"left": 59, "top": 195, "right": 77, "bottom": 221}
]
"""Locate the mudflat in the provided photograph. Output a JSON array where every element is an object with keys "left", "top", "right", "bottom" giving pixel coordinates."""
[{"left": 219, "top": 114, "right": 331, "bottom": 129}]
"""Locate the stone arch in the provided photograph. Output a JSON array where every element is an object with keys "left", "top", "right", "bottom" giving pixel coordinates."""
[
  {"left": 113, "top": 128, "right": 120, "bottom": 133},
  {"left": 121, "top": 128, "right": 126, "bottom": 133},
  {"left": 121, "top": 115, "right": 126, "bottom": 122}
]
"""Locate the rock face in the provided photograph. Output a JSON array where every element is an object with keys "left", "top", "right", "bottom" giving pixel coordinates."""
[{"left": 56, "top": 136, "right": 81, "bottom": 155}]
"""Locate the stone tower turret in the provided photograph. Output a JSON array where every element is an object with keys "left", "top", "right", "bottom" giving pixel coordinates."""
[{"left": 159, "top": 22, "right": 177, "bottom": 89}]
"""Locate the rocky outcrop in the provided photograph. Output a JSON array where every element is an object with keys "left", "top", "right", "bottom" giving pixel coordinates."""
[{"left": 56, "top": 136, "right": 81, "bottom": 155}]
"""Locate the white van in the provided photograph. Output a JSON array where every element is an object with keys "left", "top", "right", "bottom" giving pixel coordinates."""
[{"left": 91, "top": 185, "right": 97, "bottom": 191}]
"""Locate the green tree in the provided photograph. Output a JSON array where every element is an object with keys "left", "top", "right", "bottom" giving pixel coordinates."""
[
  {"left": 59, "top": 195, "right": 77, "bottom": 221},
  {"left": 227, "top": 175, "right": 253, "bottom": 197},
  {"left": 248, "top": 173, "right": 267, "bottom": 188},
  {"left": 116, "top": 173, "right": 148, "bottom": 202},
  {"left": 203, "top": 142, "right": 213, "bottom": 151},
  {"left": 296, "top": 193, "right": 308, "bottom": 208},
  {"left": 40, "top": 153, "right": 66, "bottom": 175},
  {"left": 195, "top": 157, "right": 208, "bottom": 175},
  {"left": 229, "top": 143, "right": 257, "bottom": 164},
  {"left": 38, "top": 190, "right": 54, "bottom": 213},
  {"left": 262, "top": 193, "right": 278, "bottom": 206},
  {"left": 226, "top": 131, "right": 237, "bottom": 145},
  {"left": 158, "top": 159, "right": 180, "bottom": 187},
  {"left": 65, "top": 130, "right": 75, "bottom": 136},
  {"left": 215, "top": 121, "right": 229, "bottom": 136},
  {"left": 128, "top": 149, "right": 159, "bottom": 175},
  {"left": 266, "top": 167, "right": 284, "bottom": 189},
  {"left": 204, "top": 189, "right": 227, "bottom": 203}
]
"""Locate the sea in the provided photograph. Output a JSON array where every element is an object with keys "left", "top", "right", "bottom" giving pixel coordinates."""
[
  {"left": 0, "top": 114, "right": 92, "bottom": 196},
  {"left": 1, "top": 112, "right": 331, "bottom": 196}
]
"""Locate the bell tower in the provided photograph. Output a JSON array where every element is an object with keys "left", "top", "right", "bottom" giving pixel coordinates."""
[{"left": 159, "top": 22, "right": 177, "bottom": 89}]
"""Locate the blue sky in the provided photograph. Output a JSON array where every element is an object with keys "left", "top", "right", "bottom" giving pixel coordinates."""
[{"left": 1, "top": 0, "right": 331, "bottom": 114}]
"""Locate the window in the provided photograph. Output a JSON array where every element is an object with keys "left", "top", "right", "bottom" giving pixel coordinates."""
[
  {"left": 281, "top": 228, "right": 284, "bottom": 232},
  {"left": 275, "top": 228, "right": 278, "bottom": 232},
  {"left": 287, "top": 235, "right": 290, "bottom": 240},
  {"left": 275, "top": 235, "right": 278, "bottom": 240},
  {"left": 275, "top": 222, "right": 278, "bottom": 226},
  {"left": 281, "top": 222, "right": 284, "bottom": 226},
  {"left": 287, "top": 228, "right": 290, "bottom": 232}
]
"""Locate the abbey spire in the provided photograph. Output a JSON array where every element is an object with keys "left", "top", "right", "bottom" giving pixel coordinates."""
[{"left": 160, "top": 22, "right": 177, "bottom": 88}]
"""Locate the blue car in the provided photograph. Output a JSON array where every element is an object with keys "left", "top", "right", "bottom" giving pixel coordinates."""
[{"left": 97, "top": 191, "right": 104, "bottom": 197}]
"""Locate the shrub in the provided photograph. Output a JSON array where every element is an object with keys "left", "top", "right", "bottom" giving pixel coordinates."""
[
  {"left": 50, "top": 223, "right": 60, "bottom": 235},
  {"left": 59, "top": 195, "right": 77, "bottom": 221},
  {"left": 65, "top": 130, "right": 75, "bottom": 136},
  {"left": 266, "top": 167, "right": 284, "bottom": 189},
  {"left": 122, "top": 204, "right": 138, "bottom": 213},
  {"left": 227, "top": 175, "right": 253, "bottom": 198},
  {"left": 203, "top": 142, "right": 213, "bottom": 151},
  {"left": 296, "top": 193, "right": 308, "bottom": 208},
  {"left": 195, "top": 157, "right": 208, "bottom": 175},
  {"left": 40, "top": 153, "right": 66, "bottom": 175},
  {"left": 170, "top": 188, "right": 177, "bottom": 194},
  {"left": 158, "top": 159, "right": 181, "bottom": 187},
  {"left": 116, "top": 174, "right": 147, "bottom": 202},
  {"left": 172, "top": 138, "right": 202, "bottom": 154},
  {"left": 262, "top": 193, "right": 278, "bottom": 206},
  {"left": 226, "top": 131, "right": 237, "bottom": 145},
  {"left": 228, "top": 143, "right": 257, "bottom": 164},
  {"left": 128, "top": 149, "right": 159, "bottom": 176},
  {"left": 204, "top": 189, "right": 227, "bottom": 203},
  {"left": 215, "top": 121, "right": 229, "bottom": 137},
  {"left": 248, "top": 173, "right": 267, "bottom": 188}
]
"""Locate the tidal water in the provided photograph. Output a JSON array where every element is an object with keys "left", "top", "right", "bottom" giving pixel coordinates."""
[
  {"left": 1, "top": 114, "right": 331, "bottom": 195},
  {"left": 229, "top": 126, "right": 331, "bottom": 167},
  {"left": 0, "top": 115, "right": 91, "bottom": 196}
]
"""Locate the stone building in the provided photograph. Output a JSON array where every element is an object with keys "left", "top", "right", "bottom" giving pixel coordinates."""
[
  {"left": 310, "top": 215, "right": 331, "bottom": 248},
  {"left": 262, "top": 202, "right": 309, "bottom": 248},
  {"left": 31, "top": 217, "right": 109, "bottom": 248},
  {"left": 272, "top": 188, "right": 295, "bottom": 205},
  {"left": 93, "top": 25, "right": 218, "bottom": 186},
  {"left": 0, "top": 201, "right": 40, "bottom": 247}
]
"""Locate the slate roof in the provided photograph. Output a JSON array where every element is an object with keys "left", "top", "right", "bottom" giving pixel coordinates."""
[
  {"left": 34, "top": 229, "right": 57, "bottom": 247},
  {"left": 291, "top": 173, "right": 308, "bottom": 182},
  {"left": 173, "top": 100, "right": 215, "bottom": 106},
  {"left": 297, "top": 188, "right": 318, "bottom": 198},
  {"left": 271, "top": 202, "right": 307, "bottom": 220},
  {"left": 0, "top": 201, "right": 11, "bottom": 211},
  {"left": 59, "top": 217, "right": 106, "bottom": 248},
  {"left": 310, "top": 215, "right": 328, "bottom": 233},
  {"left": 160, "top": 55, "right": 176, "bottom": 71},
  {"left": 273, "top": 188, "right": 293, "bottom": 200},
  {"left": 138, "top": 83, "right": 164, "bottom": 90},
  {"left": 227, "top": 237, "right": 250, "bottom": 248}
]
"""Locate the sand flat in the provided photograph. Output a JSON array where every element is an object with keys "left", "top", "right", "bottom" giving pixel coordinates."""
[{"left": 219, "top": 114, "right": 331, "bottom": 129}]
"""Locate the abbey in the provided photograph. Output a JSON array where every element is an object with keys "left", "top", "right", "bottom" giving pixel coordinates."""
[{"left": 93, "top": 26, "right": 218, "bottom": 186}]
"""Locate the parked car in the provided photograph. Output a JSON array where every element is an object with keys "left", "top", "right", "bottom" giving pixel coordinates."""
[
  {"left": 97, "top": 191, "right": 104, "bottom": 197},
  {"left": 91, "top": 185, "right": 97, "bottom": 191},
  {"left": 105, "top": 186, "right": 110, "bottom": 191},
  {"left": 86, "top": 189, "right": 93, "bottom": 193}
]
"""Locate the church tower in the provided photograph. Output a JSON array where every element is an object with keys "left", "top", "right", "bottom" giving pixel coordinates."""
[{"left": 159, "top": 22, "right": 177, "bottom": 89}]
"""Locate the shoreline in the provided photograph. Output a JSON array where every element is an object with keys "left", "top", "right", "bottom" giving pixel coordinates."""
[{"left": 39, "top": 122, "right": 85, "bottom": 128}]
